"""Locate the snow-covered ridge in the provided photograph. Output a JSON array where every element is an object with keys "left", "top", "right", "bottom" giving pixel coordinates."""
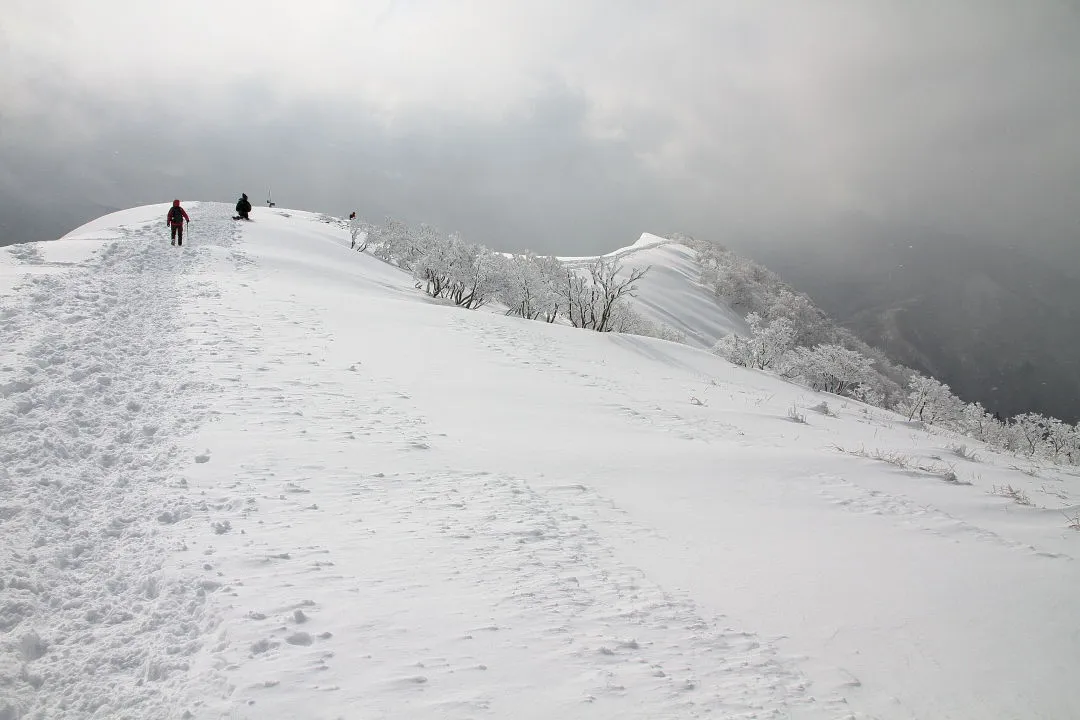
[
  {"left": 559, "top": 232, "right": 748, "bottom": 348},
  {"left": 557, "top": 231, "right": 672, "bottom": 262},
  {"left": 1, "top": 203, "right": 1078, "bottom": 719}
]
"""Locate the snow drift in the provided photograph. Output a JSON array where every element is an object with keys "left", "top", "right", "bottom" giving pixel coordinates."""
[{"left": 1, "top": 203, "right": 1078, "bottom": 720}]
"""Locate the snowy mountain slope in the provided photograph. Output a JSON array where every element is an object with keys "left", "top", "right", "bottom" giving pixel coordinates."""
[
  {"left": 2, "top": 204, "right": 1079, "bottom": 719},
  {"left": 561, "top": 232, "right": 748, "bottom": 348}
]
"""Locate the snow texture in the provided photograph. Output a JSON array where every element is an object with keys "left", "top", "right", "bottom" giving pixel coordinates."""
[{"left": 1, "top": 204, "right": 1078, "bottom": 719}]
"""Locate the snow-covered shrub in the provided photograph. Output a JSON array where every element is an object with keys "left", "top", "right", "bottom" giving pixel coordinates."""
[
  {"left": 1010, "top": 412, "right": 1050, "bottom": 457},
  {"left": 713, "top": 312, "right": 795, "bottom": 370},
  {"left": 678, "top": 232, "right": 908, "bottom": 405},
  {"left": 782, "top": 344, "right": 876, "bottom": 397},
  {"left": 992, "top": 484, "right": 1033, "bottom": 506},
  {"left": 1064, "top": 425, "right": 1080, "bottom": 465},
  {"left": 959, "top": 402, "right": 1002, "bottom": 444},
  {"left": 947, "top": 443, "right": 979, "bottom": 461},
  {"left": 1043, "top": 417, "right": 1076, "bottom": 463},
  {"left": 369, "top": 217, "right": 427, "bottom": 269},
  {"left": 849, "top": 384, "right": 885, "bottom": 408},
  {"left": 1066, "top": 511, "right": 1080, "bottom": 531},
  {"left": 765, "top": 288, "right": 832, "bottom": 347},
  {"left": 900, "top": 373, "right": 963, "bottom": 426},
  {"left": 668, "top": 233, "right": 1080, "bottom": 468}
]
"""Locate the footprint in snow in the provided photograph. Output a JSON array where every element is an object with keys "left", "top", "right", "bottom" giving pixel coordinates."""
[{"left": 285, "top": 632, "right": 313, "bottom": 646}]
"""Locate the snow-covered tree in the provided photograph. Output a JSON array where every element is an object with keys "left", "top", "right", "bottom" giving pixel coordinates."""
[
  {"left": 765, "top": 289, "right": 830, "bottom": 347},
  {"left": 849, "top": 384, "right": 885, "bottom": 407},
  {"left": 959, "top": 402, "right": 1004, "bottom": 444},
  {"left": 533, "top": 255, "right": 566, "bottom": 323},
  {"left": 410, "top": 230, "right": 501, "bottom": 310},
  {"left": 1010, "top": 412, "right": 1049, "bottom": 457},
  {"left": 1043, "top": 417, "right": 1075, "bottom": 462},
  {"left": 783, "top": 344, "right": 876, "bottom": 396},
  {"left": 370, "top": 217, "right": 427, "bottom": 269},
  {"left": 713, "top": 313, "right": 795, "bottom": 370},
  {"left": 444, "top": 237, "right": 501, "bottom": 310},
  {"left": 411, "top": 229, "right": 455, "bottom": 297},
  {"left": 498, "top": 253, "right": 561, "bottom": 321},
  {"left": 1066, "top": 425, "right": 1080, "bottom": 465},
  {"left": 901, "top": 373, "right": 962, "bottom": 425},
  {"left": 560, "top": 257, "right": 649, "bottom": 332}
]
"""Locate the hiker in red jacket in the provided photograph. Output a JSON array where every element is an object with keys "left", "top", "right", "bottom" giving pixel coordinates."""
[{"left": 166, "top": 199, "right": 190, "bottom": 246}]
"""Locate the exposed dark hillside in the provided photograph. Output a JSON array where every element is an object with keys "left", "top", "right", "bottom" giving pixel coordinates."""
[{"left": 757, "top": 234, "right": 1080, "bottom": 422}]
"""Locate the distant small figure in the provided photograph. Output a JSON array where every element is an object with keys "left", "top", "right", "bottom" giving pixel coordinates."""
[
  {"left": 349, "top": 212, "right": 360, "bottom": 249},
  {"left": 167, "top": 199, "right": 190, "bottom": 246},
  {"left": 235, "top": 193, "right": 252, "bottom": 221}
]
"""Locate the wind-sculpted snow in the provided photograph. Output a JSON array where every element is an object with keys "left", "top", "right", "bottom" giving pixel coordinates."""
[{"left": 1, "top": 204, "right": 1078, "bottom": 719}]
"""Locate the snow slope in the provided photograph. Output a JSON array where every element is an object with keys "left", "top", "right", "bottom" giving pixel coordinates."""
[
  {"left": 2, "top": 204, "right": 1079, "bottom": 719},
  {"left": 561, "top": 232, "right": 748, "bottom": 348}
]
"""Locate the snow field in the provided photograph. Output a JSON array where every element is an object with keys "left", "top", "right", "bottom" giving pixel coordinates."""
[
  {"left": 170, "top": 211, "right": 817, "bottom": 718},
  {"left": 1, "top": 204, "right": 1078, "bottom": 719}
]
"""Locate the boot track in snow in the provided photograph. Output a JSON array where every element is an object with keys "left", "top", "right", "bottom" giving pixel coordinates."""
[{"left": 0, "top": 203, "right": 239, "bottom": 719}]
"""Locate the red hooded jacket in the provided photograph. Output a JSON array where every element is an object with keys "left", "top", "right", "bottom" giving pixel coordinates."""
[{"left": 167, "top": 200, "right": 190, "bottom": 226}]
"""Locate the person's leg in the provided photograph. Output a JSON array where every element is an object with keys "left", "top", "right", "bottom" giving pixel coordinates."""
[
  {"left": 170, "top": 225, "right": 177, "bottom": 244},
  {"left": 178, "top": 224, "right": 184, "bottom": 246}
]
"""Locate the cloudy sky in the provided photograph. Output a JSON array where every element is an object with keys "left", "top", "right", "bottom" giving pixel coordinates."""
[{"left": 2, "top": 0, "right": 1079, "bottom": 258}]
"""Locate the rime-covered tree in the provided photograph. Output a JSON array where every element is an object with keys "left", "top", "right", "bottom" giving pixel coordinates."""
[
  {"left": 1011, "top": 412, "right": 1049, "bottom": 457},
  {"left": 783, "top": 344, "right": 876, "bottom": 396},
  {"left": 445, "top": 237, "right": 501, "bottom": 310},
  {"left": 713, "top": 313, "right": 795, "bottom": 370},
  {"left": 960, "top": 402, "right": 1004, "bottom": 444},
  {"left": 498, "top": 253, "right": 561, "bottom": 321},
  {"left": 560, "top": 256, "right": 649, "bottom": 332},
  {"left": 1043, "top": 417, "right": 1074, "bottom": 462},
  {"left": 902, "top": 373, "right": 962, "bottom": 425},
  {"left": 370, "top": 217, "right": 427, "bottom": 269}
]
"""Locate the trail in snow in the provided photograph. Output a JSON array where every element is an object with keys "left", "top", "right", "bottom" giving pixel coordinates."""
[
  {"left": 0, "top": 205, "right": 237, "bottom": 719},
  {"left": 165, "top": 232, "right": 820, "bottom": 719},
  {"left": 3, "top": 204, "right": 1078, "bottom": 719}
]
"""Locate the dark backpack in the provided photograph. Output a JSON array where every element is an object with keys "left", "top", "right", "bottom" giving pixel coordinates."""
[{"left": 168, "top": 206, "right": 184, "bottom": 224}]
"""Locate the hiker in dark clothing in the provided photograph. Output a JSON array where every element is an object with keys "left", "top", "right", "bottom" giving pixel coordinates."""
[
  {"left": 167, "top": 199, "right": 190, "bottom": 246},
  {"left": 235, "top": 193, "right": 252, "bottom": 220}
]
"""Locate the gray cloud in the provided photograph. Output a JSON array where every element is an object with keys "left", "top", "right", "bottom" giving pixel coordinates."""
[
  {"left": 1, "top": 0, "right": 1079, "bottom": 264},
  {"left": 1, "top": 80, "right": 674, "bottom": 253}
]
